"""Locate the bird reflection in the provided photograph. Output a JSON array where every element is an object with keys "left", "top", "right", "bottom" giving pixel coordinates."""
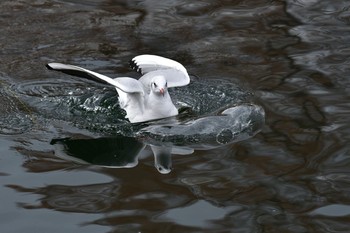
[{"left": 51, "top": 136, "right": 186, "bottom": 174}]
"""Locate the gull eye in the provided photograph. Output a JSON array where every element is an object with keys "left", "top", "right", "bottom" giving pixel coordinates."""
[{"left": 152, "top": 82, "right": 157, "bottom": 88}]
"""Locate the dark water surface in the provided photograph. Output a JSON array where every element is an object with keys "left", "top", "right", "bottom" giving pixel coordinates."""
[{"left": 1, "top": 0, "right": 350, "bottom": 232}]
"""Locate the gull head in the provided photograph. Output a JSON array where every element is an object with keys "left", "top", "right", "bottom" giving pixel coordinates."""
[{"left": 151, "top": 75, "right": 168, "bottom": 97}]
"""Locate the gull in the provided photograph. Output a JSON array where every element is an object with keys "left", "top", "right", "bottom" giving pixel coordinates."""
[{"left": 46, "top": 55, "right": 190, "bottom": 123}]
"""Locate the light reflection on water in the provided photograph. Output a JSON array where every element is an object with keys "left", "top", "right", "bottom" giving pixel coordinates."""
[{"left": 0, "top": 0, "right": 350, "bottom": 232}]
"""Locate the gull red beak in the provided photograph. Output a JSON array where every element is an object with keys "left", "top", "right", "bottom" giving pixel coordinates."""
[{"left": 160, "top": 88, "right": 165, "bottom": 96}]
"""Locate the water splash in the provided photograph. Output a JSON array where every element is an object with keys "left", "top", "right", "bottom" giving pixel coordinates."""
[{"left": 139, "top": 103, "right": 264, "bottom": 149}]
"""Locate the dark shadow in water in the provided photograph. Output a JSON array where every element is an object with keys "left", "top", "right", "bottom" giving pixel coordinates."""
[{"left": 51, "top": 136, "right": 145, "bottom": 168}]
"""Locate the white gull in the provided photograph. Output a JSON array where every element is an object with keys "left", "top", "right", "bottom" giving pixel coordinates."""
[{"left": 46, "top": 55, "right": 190, "bottom": 123}]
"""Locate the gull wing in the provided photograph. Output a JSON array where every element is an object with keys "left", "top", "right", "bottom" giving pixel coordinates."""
[
  {"left": 130, "top": 55, "right": 190, "bottom": 88},
  {"left": 46, "top": 63, "right": 144, "bottom": 94}
]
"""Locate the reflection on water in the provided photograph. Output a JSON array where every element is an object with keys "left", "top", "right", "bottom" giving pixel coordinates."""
[
  {"left": 50, "top": 103, "right": 264, "bottom": 174},
  {"left": 51, "top": 137, "right": 145, "bottom": 168},
  {"left": 1, "top": 0, "right": 350, "bottom": 232}
]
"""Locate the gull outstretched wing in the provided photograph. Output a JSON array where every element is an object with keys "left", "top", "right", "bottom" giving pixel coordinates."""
[
  {"left": 130, "top": 55, "right": 190, "bottom": 88},
  {"left": 46, "top": 63, "right": 144, "bottom": 94}
]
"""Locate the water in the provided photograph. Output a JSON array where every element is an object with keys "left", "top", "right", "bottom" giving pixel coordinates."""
[{"left": 1, "top": 0, "right": 350, "bottom": 232}]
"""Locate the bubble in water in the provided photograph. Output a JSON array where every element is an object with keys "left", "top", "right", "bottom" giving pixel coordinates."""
[{"left": 216, "top": 128, "right": 234, "bottom": 144}]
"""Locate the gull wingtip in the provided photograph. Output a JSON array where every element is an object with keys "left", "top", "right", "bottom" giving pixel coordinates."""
[
  {"left": 46, "top": 63, "right": 54, "bottom": 70},
  {"left": 46, "top": 62, "right": 66, "bottom": 70}
]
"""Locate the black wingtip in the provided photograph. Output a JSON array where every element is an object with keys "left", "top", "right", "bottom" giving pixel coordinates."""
[
  {"left": 129, "top": 59, "right": 142, "bottom": 74},
  {"left": 46, "top": 64, "right": 53, "bottom": 70},
  {"left": 129, "top": 59, "right": 136, "bottom": 69}
]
